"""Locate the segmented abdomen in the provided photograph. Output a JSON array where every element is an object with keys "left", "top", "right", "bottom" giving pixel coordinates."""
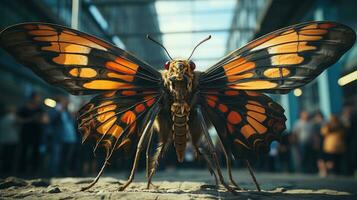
[{"left": 171, "top": 102, "right": 190, "bottom": 162}]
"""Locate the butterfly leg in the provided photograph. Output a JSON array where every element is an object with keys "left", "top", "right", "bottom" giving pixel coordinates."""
[
  {"left": 225, "top": 151, "right": 242, "bottom": 190},
  {"left": 212, "top": 132, "right": 242, "bottom": 190},
  {"left": 189, "top": 113, "right": 219, "bottom": 187},
  {"left": 245, "top": 159, "right": 261, "bottom": 191},
  {"left": 218, "top": 142, "right": 243, "bottom": 190},
  {"left": 119, "top": 106, "right": 161, "bottom": 191},
  {"left": 146, "top": 113, "right": 172, "bottom": 189},
  {"left": 194, "top": 145, "right": 219, "bottom": 186},
  {"left": 80, "top": 154, "right": 109, "bottom": 191},
  {"left": 146, "top": 140, "right": 168, "bottom": 189},
  {"left": 145, "top": 135, "right": 168, "bottom": 189},
  {"left": 196, "top": 106, "right": 237, "bottom": 194},
  {"left": 145, "top": 128, "right": 156, "bottom": 189}
]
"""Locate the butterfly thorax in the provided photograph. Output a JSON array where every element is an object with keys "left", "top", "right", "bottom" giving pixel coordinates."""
[{"left": 162, "top": 60, "right": 194, "bottom": 162}]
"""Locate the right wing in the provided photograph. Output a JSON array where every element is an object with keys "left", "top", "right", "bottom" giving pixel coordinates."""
[
  {"left": 199, "top": 90, "right": 286, "bottom": 158},
  {"left": 199, "top": 21, "right": 355, "bottom": 93}
]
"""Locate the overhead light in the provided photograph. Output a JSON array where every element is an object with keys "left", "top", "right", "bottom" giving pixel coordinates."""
[
  {"left": 89, "top": 5, "right": 108, "bottom": 30},
  {"left": 112, "top": 36, "right": 125, "bottom": 49},
  {"left": 338, "top": 70, "right": 357, "bottom": 86},
  {"left": 44, "top": 98, "right": 56, "bottom": 108},
  {"left": 293, "top": 88, "right": 302, "bottom": 97}
]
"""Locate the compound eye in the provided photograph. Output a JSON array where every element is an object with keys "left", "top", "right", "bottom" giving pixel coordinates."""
[
  {"left": 164, "top": 61, "right": 170, "bottom": 70},
  {"left": 189, "top": 61, "right": 196, "bottom": 70}
]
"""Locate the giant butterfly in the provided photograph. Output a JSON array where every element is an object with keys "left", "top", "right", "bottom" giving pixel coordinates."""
[{"left": 0, "top": 21, "right": 355, "bottom": 192}]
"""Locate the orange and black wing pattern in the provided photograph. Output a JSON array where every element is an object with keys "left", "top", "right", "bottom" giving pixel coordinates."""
[
  {"left": 0, "top": 22, "right": 164, "bottom": 161},
  {"left": 199, "top": 90, "right": 286, "bottom": 158},
  {"left": 0, "top": 22, "right": 162, "bottom": 95},
  {"left": 197, "top": 21, "right": 355, "bottom": 158},
  {"left": 78, "top": 90, "right": 162, "bottom": 159},
  {"left": 199, "top": 21, "right": 356, "bottom": 93}
]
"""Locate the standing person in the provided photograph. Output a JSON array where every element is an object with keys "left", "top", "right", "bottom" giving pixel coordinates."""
[
  {"left": 47, "top": 96, "right": 76, "bottom": 176},
  {"left": 278, "top": 133, "right": 293, "bottom": 173},
  {"left": 47, "top": 97, "right": 62, "bottom": 177},
  {"left": 341, "top": 104, "right": 353, "bottom": 129},
  {"left": 312, "top": 111, "right": 325, "bottom": 174},
  {"left": 58, "top": 97, "right": 77, "bottom": 176},
  {"left": 17, "top": 92, "right": 48, "bottom": 175},
  {"left": 289, "top": 131, "right": 300, "bottom": 173},
  {"left": 340, "top": 104, "right": 355, "bottom": 175},
  {"left": 319, "top": 115, "right": 345, "bottom": 176},
  {"left": 348, "top": 108, "right": 357, "bottom": 174},
  {"left": 292, "top": 111, "right": 314, "bottom": 173},
  {"left": 0, "top": 106, "right": 19, "bottom": 175}
]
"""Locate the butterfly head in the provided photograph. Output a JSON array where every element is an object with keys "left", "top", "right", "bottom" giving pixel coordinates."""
[
  {"left": 164, "top": 59, "right": 195, "bottom": 81},
  {"left": 146, "top": 34, "right": 210, "bottom": 92},
  {"left": 162, "top": 59, "right": 195, "bottom": 97}
]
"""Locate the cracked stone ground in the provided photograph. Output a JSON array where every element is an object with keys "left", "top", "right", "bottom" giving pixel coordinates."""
[{"left": 1, "top": 169, "right": 356, "bottom": 200}]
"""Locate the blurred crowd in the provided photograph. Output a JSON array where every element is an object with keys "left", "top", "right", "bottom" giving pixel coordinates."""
[
  {"left": 0, "top": 92, "right": 356, "bottom": 178},
  {"left": 0, "top": 92, "right": 97, "bottom": 178},
  {"left": 252, "top": 106, "right": 357, "bottom": 177}
]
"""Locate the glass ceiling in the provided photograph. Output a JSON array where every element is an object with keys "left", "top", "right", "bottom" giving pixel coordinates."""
[
  {"left": 155, "top": 0, "right": 236, "bottom": 71},
  {"left": 39, "top": 0, "right": 269, "bottom": 71}
]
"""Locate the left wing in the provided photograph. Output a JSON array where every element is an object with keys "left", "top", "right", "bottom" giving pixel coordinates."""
[
  {"left": 0, "top": 23, "right": 166, "bottom": 188},
  {"left": 0, "top": 22, "right": 162, "bottom": 95},
  {"left": 77, "top": 89, "right": 162, "bottom": 191},
  {"left": 78, "top": 90, "right": 162, "bottom": 159},
  {"left": 199, "top": 21, "right": 355, "bottom": 93}
]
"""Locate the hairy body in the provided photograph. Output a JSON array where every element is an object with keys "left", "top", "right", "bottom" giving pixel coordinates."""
[{"left": 161, "top": 60, "right": 195, "bottom": 162}]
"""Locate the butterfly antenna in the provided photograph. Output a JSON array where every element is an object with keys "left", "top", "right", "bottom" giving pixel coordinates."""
[
  {"left": 187, "top": 35, "right": 211, "bottom": 60},
  {"left": 146, "top": 34, "right": 173, "bottom": 60}
]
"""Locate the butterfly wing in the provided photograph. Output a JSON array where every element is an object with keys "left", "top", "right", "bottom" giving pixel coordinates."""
[
  {"left": 199, "top": 90, "right": 286, "bottom": 158},
  {"left": 0, "top": 22, "right": 164, "bottom": 162},
  {"left": 200, "top": 21, "right": 356, "bottom": 93},
  {"left": 78, "top": 90, "right": 162, "bottom": 160},
  {"left": 197, "top": 21, "right": 355, "bottom": 157},
  {"left": 0, "top": 22, "right": 162, "bottom": 95}
]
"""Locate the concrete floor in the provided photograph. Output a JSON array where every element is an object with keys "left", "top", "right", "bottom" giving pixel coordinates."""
[{"left": 1, "top": 169, "right": 356, "bottom": 199}]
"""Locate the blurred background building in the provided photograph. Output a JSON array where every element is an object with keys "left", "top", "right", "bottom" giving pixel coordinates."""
[{"left": 0, "top": 0, "right": 356, "bottom": 178}]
